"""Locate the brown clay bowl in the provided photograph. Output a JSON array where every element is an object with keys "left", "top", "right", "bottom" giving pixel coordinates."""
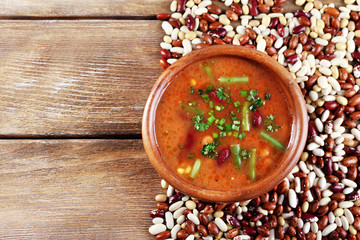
[{"left": 142, "top": 45, "right": 308, "bottom": 202}]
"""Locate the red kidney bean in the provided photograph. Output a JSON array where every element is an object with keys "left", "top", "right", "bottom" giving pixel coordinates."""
[
  {"left": 277, "top": 23, "right": 285, "bottom": 37},
  {"left": 308, "top": 122, "right": 318, "bottom": 136},
  {"left": 160, "top": 49, "right": 171, "bottom": 59},
  {"left": 292, "top": 24, "right": 306, "bottom": 34},
  {"left": 157, "top": 13, "right": 171, "bottom": 20},
  {"left": 269, "top": 17, "right": 279, "bottom": 29},
  {"left": 177, "top": 0, "right": 186, "bottom": 13},
  {"left": 324, "top": 101, "right": 338, "bottom": 110},
  {"left": 286, "top": 54, "right": 300, "bottom": 64},
  {"left": 231, "top": 3, "right": 243, "bottom": 15},
  {"left": 159, "top": 58, "right": 169, "bottom": 70},
  {"left": 344, "top": 146, "right": 360, "bottom": 156},
  {"left": 352, "top": 52, "right": 360, "bottom": 60},
  {"left": 347, "top": 189, "right": 360, "bottom": 201},
  {"left": 330, "top": 183, "right": 345, "bottom": 192},
  {"left": 150, "top": 209, "right": 165, "bottom": 218},
  {"left": 294, "top": 10, "right": 312, "bottom": 18},
  {"left": 209, "top": 28, "right": 227, "bottom": 38},
  {"left": 252, "top": 111, "right": 262, "bottom": 127},
  {"left": 169, "top": 191, "right": 184, "bottom": 205},
  {"left": 217, "top": 148, "right": 230, "bottom": 165},
  {"left": 249, "top": 0, "right": 259, "bottom": 16},
  {"left": 301, "top": 213, "right": 317, "bottom": 222},
  {"left": 186, "top": 15, "right": 195, "bottom": 31},
  {"left": 243, "top": 227, "right": 257, "bottom": 236},
  {"left": 324, "top": 157, "right": 333, "bottom": 175}
]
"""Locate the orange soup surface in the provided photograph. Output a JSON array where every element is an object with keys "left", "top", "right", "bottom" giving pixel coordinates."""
[{"left": 155, "top": 56, "right": 292, "bottom": 190}]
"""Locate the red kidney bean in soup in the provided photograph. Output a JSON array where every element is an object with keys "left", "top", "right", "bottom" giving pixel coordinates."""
[{"left": 155, "top": 56, "right": 292, "bottom": 190}]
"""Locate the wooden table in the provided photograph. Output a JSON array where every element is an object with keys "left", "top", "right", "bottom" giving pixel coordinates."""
[{"left": 0, "top": 0, "right": 337, "bottom": 238}]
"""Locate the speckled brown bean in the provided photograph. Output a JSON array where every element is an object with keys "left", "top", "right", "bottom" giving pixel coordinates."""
[
  {"left": 288, "top": 36, "right": 299, "bottom": 49},
  {"left": 156, "top": 202, "right": 169, "bottom": 211},
  {"left": 207, "top": 222, "right": 219, "bottom": 236},
  {"left": 348, "top": 165, "right": 358, "bottom": 181},
  {"left": 197, "top": 225, "right": 208, "bottom": 237},
  {"left": 289, "top": 216, "right": 298, "bottom": 227},
  {"left": 277, "top": 180, "right": 287, "bottom": 194},
  {"left": 203, "top": 205, "right": 214, "bottom": 214},
  {"left": 207, "top": 4, "right": 222, "bottom": 15},
  {"left": 345, "top": 88, "right": 357, "bottom": 98},
  {"left": 226, "top": 228, "right": 239, "bottom": 239},
  {"left": 325, "top": 42, "right": 336, "bottom": 55},
  {"left": 354, "top": 217, "right": 360, "bottom": 230},
  {"left": 331, "top": 17, "right": 340, "bottom": 29},
  {"left": 209, "top": 22, "right": 223, "bottom": 30},
  {"left": 259, "top": 4, "right": 270, "bottom": 13},
  {"left": 309, "top": 200, "right": 320, "bottom": 213},
  {"left": 311, "top": 44, "right": 322, "bottom": 56},
  {"left": 326, "top": 175, "right": 339, "bottom": 183},
  {"left": 351, "top": 11, "right": 359, "bottom": 21},
  {"left": 316, "top": 107, "right": 325, "bottom": 115},
  {"left": 159, "top": 59, "right": 169, "bottom": 70},
  {"left": 299, "top": 191, "right": 309, "bottom": 202},
  {"left": 332, "top": 192, "right": 345, "bottom": 201},
  {"left": 329, "top": 231, "right": 339, "bottom": 240},
  {"left": 341, "top": 83, "right": 353, "bottom": 90},
  {"left": 215, "top": 203, "right": 227, "bottom": 211},
  {"left": 257, "top": 226, "right": 270, "bottom": 237},
  {"left": 245, "top": 28, "right": 257, "bottom": 40},
  {"left": 342, "top": 156, "right": 358, "bottom": 167},
  {"left": 274, "top": 205, "right": 283, "bottom": 216},
  {"left": 265, "top": 36, "right": 275, "bottom": 47},
  {"left": 226, "top": 10, "right": 238, "bottom": 21},
  {"left": 239, "top": 34, "right": 250, "bottom": 45},
  {"left": 250, "top": 197, "right": 261, "bottom": 207},
  {"left": 202, "top": 13, "right": 216, "bottom": 23},
  {"left": 287, "top": 226, "right": 296, "bottom": 237},
  {"left": 350, "top": 112, "right": 360, "bottom": 120},
  {"left": 318, "top": 215, "right": 329, "bottom": 230},
  {"left": 274, "top": 0, "right": 286, "bottom": 5},
  {"left": 350, "top": 206, "right": 360, "bottom": 215},
  {"left": 298, "top": 16, "right": 311, "bottom": 26},
  {"left": 276, "top": 226, "right": 285, "bottom": 239},
  {"left": 316, "top": 205, "right": 329, "bottom": 217},
  {"left": 337, "top": 227, "right": 347, "bottom": 239},
  {"left": 266, "top": 46, "right": 277, "bottom": 55},
  {"left": 298, "top": 32, "right": 308, "bottom": 45},
  {"left": 169, "top": 18, "right": 182, "bottom": 28},
  {"left": 302, "top": 177, "right": 311, "bottom": 192},
  {"left": 283, "top": 49, "right": 296, "bottom": 57},
  {"left": 328, "top": 200, "right": 338, "bottom": 212},
  {"left": 349, "top": 234, "right": 357, "bottom": 240},
  {"left": 339, "top": 68, "right": 348, "bottom": 80},
  {"left": 172, "top": 39, "right": 183, "bottom": 47},
  {"left": 322, "top": 13, "right": 331, "bottom": 27},
  {"left": 199, "top": 213, "right": 209, "bottom": 225},
  {"left": 271, "top": 5, "right": 284, "bottom": 13},
  {"left": 306, "top": 232, "right": 317, "bottom": 240},
  {"left": 176, "top": 229, "right": 189, "bottom": 240},
  {"left": 224, "top": 203, "right": 237, "bottom": 214},
  {"left": 316, "top": 157, "right": 324, "bottom": 168},
  {"left": 325, "top": 137, "right": 335, "bottom": 151},
  {"left": 185, "top": 220, "right": 195, "bottom": 234},
  {"left": 201, "top": 33, "right": 212, "bottom": 44}
]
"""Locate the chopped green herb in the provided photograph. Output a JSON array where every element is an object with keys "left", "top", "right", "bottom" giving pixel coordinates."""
[
  {"left": 225, "top": 124, "right": 232, "bottom": 132},
  {"left": 240, "top": 90, "right": 248, "bottom": 96},
  {"left": 232, "top": 124, "right": 240, "bottom": 131},
  {"left": 215, "top": 106, "right": 222, "bottom": 111},
  {"left": 231, "top": 116, "right": 238, "bottom": 121},
  {"left": 264, "top": 115, "right": 282, "bottom": 132},
  {"left": 240, "top": 149, "right": 251, "bottom": 160},
  {"left": 207, "top": 115, "right": 216, "bottom": 124},
  {"left": 238, "top": 132, "right": 246, "bottom": 140},
  {"left": 201, "top": 143, "right": 218, "bottom": 158},
  {"left": 190, "top": 86, "right": 194, "bottom": 94},
  {"left": 212, "top": 133, "right": 219, "bottom": 139},
  {"left": 265, "top": 93, "right": 271, "bottom": 100},
  {"left": 233, "top": 132, "right": 239, "bottom": 137},
  {"left": 216, "top": 87, "right": 227, "bottom": 100},
  {"left": 201, "top": 94, "right": 210, "bottom": 102},
  {"left": 219, "top": 118, "right": 226, "bottom": 126},
  {"left": 209, "top": 101, "right": 214, "bottom": 109},
  {"left": 220, "top": 131, "right": 226, "bottom": 137},
  {"left": 192, "top": 114, "right": 210, "bottom": 131},
  {"left": 250, "top": 89, "right": 257, "bottom": 96},
  {"left": 206, "top": 85, "right": 213, "bottom": 92},
  {"left": 187, "top": 153, "right": 195, "bottom": 159},
  {"left": 233, "top": 120, "right": 241, "bottom": 125},
  {"left": 234, "top": 101, "right": 241, "bottom": 108},
  {"left": 178, "top": 145, "right": 184, "bottom": 149},
  {"left": 198, "top": 89, "right": 204, "bottom": 95}
]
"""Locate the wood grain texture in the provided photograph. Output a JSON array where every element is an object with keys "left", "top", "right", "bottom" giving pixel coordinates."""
[
  {"left": 0, "top": 0, "right": 340, "bottom": 18},
  {"left": 0, "top": 139, "right": 161, "bottom": 239},
  {"left": 0, "top": 20, "right": 162, "bottom": 137}
]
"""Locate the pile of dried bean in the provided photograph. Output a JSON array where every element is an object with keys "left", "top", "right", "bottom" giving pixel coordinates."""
[{"left": 149, "top": 0, "right": 360, "bottom": 239}]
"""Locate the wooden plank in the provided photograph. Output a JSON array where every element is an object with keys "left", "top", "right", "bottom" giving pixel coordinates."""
[
  {"left": 0, "top": 139, "right": 161, "bottom": 239},
  {"left": 0, "top": 0, "right": 340, "bottom": 18},
  {"left": 0, "top": 20, "right": 162, "bottom": 137}
]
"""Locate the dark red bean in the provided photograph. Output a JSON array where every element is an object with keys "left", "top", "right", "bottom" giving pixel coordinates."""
[
  {"left": 169, "top": 191, "right": 184, "bottom": 205},
  {"left": 308, "top": 122, "right": 318, "bottom": 136},
  {"left": 252, "top": 111, "right": 262, "bottom": 127},
  {"left": 226, "top": 214, "right": 241, "bottom": 227},
  {"left": 293, "top": 24, "right": 306, "bottom": 34},
  {"left": 160, "top": 49, "right": 171, "bottom": 59},
  {"left": 301, "top": 213, "right": 317, "bottom": 222},
  {"left": 209, "top": 91, "right": 223, "bottom": 102},
  {"left": 294, "top": 10, "right": 312, "bottom": 18},
  {"left": 286, "top": 54, "right": 300, "bottom": 64},
  {"left": 269, "top": 17, "right": 279, "bottom": 29},
  {"left": 277, "top": 23, "right": 285, "bottom": 37},
  {"left": 186, "top": 15, "right": 195, "bottom": 31},
  {"left": 217, "top": 148, "right": 230, "bottom": 165},
  {"left": 209, "top": 28, "right": 227, "bottom": 38},
  {"left": 243, "top": 227, "right": 257, "bottom": 236},
  {"left": 248, "top": 0, "right": 259, "bottom": 16},
  {"left": 159, "top": 58, "right": 169, "bottom": 70},
  {"left": 177, "top": 0, "right": 186, "bottom": 13},
  {"left": 330, "top": 183, "right": 345, "bottom": 192},
  {"left": 344, "top": 146, "right": 360, "bottom": 156},
  {"left": 352, "top": 52, "right": 360, "bottom": 60},
  {"left": 347, "top": 189, "right": 360, "bottom": 201},
  {"left": 184, "top": 132, "right": 195, "bottom": 151},
  {"left": 150, "top": 209, "right": 165, "bottom": 218},
  {"left": 324, "top": 157, "right": 333, "bottom": 175},
  {"left": 324, "top": 101, "right": 338, "bottom": 110}
]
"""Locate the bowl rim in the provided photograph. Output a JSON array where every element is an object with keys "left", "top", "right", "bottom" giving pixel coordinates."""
[{"left": 142, "top": 45, "right": 308, "bottom": 202}]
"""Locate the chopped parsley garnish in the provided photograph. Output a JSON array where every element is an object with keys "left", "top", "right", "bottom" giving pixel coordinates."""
[
  {"left": 190, "top": 86, "right": 194, "bottom": 94},
  {"left": 192, "top": 114, "right": 210, "bottom": 131},
  {"left": 187, "top": 153, "right": 195, "bottom": 159},
  {"left": 246, "top": 89, "right": 264, "bottom": 112},
  {"left": 216, "top": 87, "right": 227, "bottom": 100},
  {"left": 264, "top": 115, "right": 282, "bottom": 132},
  {"left": 265, "top": 93, "right": 271, "bottom": 100},
  {"left": 201, "top": 143, "right": 218, "bottom": 158},
  {"left": 240, "top": 149, "right": 251, "bottom": 160},
  {"left": 238, "top": 132, "right": 246, "bottom": 140}
]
